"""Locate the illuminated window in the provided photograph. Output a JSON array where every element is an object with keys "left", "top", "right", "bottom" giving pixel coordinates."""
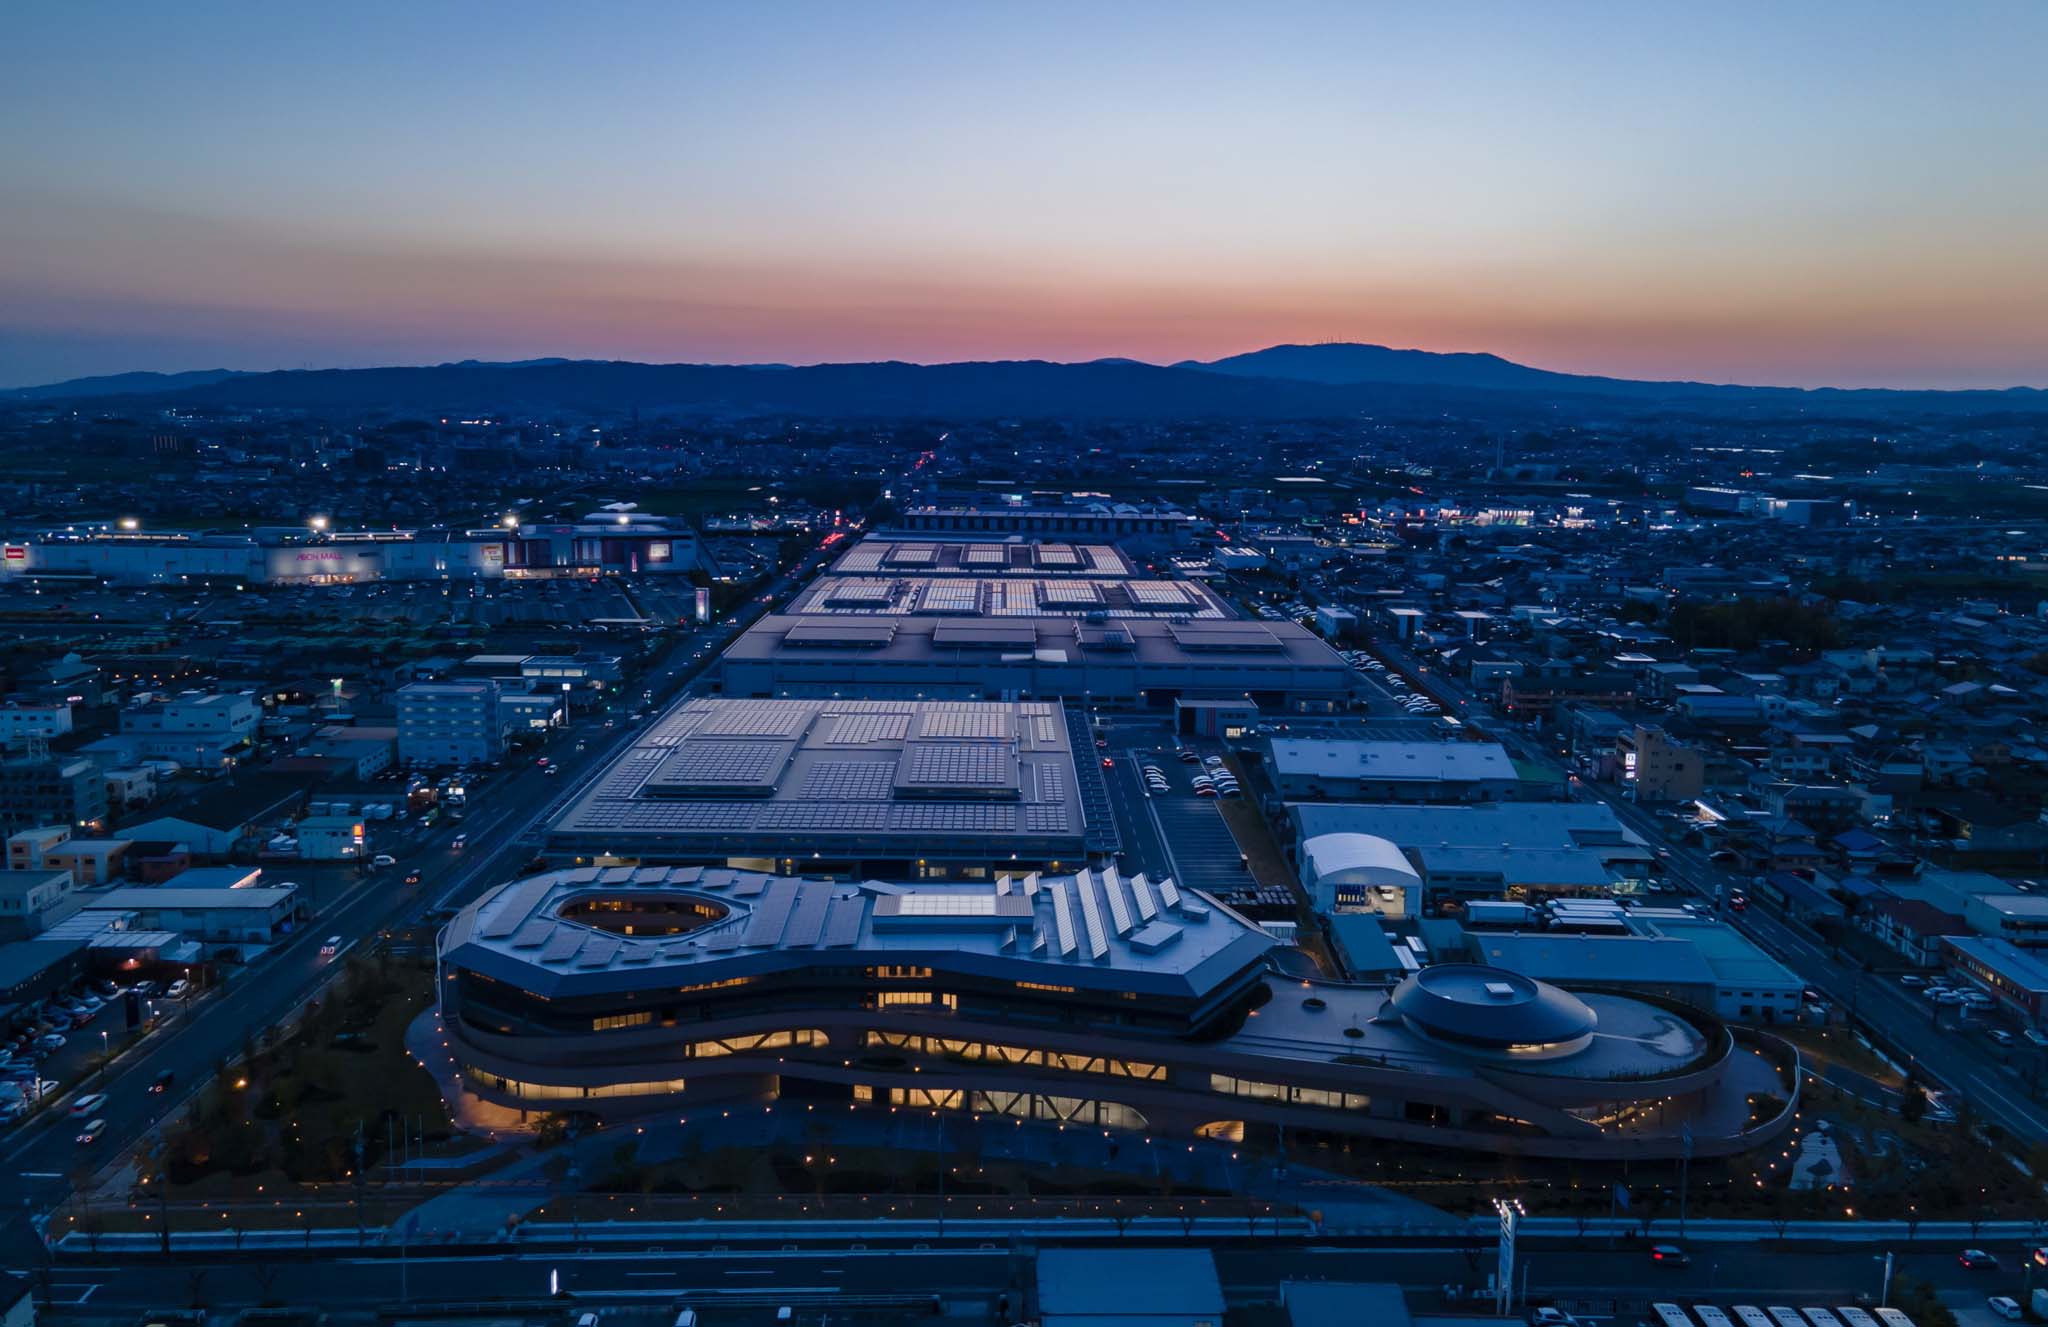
[
  {"left": 1015, "top": 981, "right": 1077, "bottom": 994},
  {"left": 874, "top": 991, "right": 958, "bottom": 1010},
  {"left": 689, "top": 1029, "right": 825, "bottom": 1058},
  {"left": 1209, "top": 1074, "right": 1368, "bottom": 1111},
  {"left": 462, "top": 1064, "right": 685, "bottom": 1102},
  {"left": 867, "top": 965, "right": 935, "bottom": 980},
  {"left": 592, "top": 1011, "right": 653, "bottom": 1031}
]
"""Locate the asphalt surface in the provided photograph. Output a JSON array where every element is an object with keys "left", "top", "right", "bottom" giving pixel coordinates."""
[
  {"left": 2, "top": 541, "right": 839, "bottom": 1256},
  {"left": 25, "top": 1242, "right": 2044, "bottom": 1313}
]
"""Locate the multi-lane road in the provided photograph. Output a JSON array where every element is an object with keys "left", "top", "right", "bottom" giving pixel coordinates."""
[{"left": 26, "top": 1239, "right": 2034, "bottom": 1313}]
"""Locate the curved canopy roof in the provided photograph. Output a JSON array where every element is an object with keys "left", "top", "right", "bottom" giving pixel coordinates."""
[
  {"left": 1301, "top": 832, "right": 1421, "bottom": 888},
  {"left": 1388, "top": 963, "right": 1597, "bottom": 1048}
]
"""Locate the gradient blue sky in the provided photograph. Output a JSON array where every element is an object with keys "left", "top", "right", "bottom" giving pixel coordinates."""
[{"left": 4, "top": 1, "right": 2045, "bottom": 388}]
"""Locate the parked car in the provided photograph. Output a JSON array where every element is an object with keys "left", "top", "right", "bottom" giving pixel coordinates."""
[
  {"left": 165, "top": 979, "right": 190, "bottom": 1000},
  {"left": 1989, "top": 1298, "right": 2023, "bottom": 1321},
  {"left": 371, "top": 853, "right": 397, "bottom": 868}
]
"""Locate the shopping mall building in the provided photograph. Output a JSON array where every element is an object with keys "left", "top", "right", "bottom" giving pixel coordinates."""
[{"left": 435, "top": 865, "right": 1800, "bottom": 1160}]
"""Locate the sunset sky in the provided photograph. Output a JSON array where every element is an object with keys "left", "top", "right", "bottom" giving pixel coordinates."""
[{"left": 4, "top": 1, "right": 2045, "bottom": 389}]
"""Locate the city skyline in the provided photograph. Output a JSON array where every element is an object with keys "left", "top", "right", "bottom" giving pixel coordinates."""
[{"left": 5, "top": 1, "right": 2047, "bottom": 389}]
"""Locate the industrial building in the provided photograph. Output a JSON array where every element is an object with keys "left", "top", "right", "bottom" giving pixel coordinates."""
[
  {"left": 830, "top": 538, "right": 1139, "bottom": 578},
  {"left": 92, "top": 884, "right": 302, "bottom": 944},
  {"left": 397, "top": 680, "right": 506, "bottom": 768},
  {"left": 716, "top": 534, "right": 1354, "bottom": 712},
  {"left": 435, "top": 864, "right": 1800, "bottom": 1160},
  {"left": 1261, "top": 738, "right": 1525, "bottom": 803},
  {"left": 547, "top": 697, "right": 1106, "bottom": 876},
  {"left": 1464, "top": 909, "right": 1803, "bottom": 1024},
  {"left": 1293, "top": 802, "right": 1651, "bottom": 915},
  {"left": 0, "top": 511, "right": 700, "bottom": 585},
  {"left": 721, "top": 609, "right": 1355, "bottom": 713},
  {"left": 0, "top": 756, "right": 108, "bottom": 836},
  {"left": 890, "top": 502, "right": 1203, "bottom": 541}
]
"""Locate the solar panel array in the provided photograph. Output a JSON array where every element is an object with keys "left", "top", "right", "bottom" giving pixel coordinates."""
[
  {"left": 568, "top": 801, "right": 758, "bottom": 829},
  {"left": 1023, "top": 804, "right": 1073, "bottom": 832},
  {"left": 1036, "top": 544, "right": 1080, "bottom": 566},
  {"left": 822, "top": 578, "right": 896, "bottom": 606},
  {"left": 820, "top": 896, "right": 866, "bottom": 947},
  {"left": 823, "top": 712, "right": 912, "bottom": 744},
  {"left": 834, "top": 544, "right": 888, "bottom": 572},
  {"left": 1128, "top": 581, "right": 1192, "bottom": 606},
  {"left": 885, "top": 544, "right": 936, "bottom": 565},
  {"left": 916, "top": 582, "right": 982, "bottom": 614},
  {"left": 890, "top": 803, "right": 1017, "bottom": 831},
  {"left": 701, "top": 703, "right": 816, "bottom": 738},
  {"left": 1049, "top": 880, "right": 1077, "bottom": 956},
  {"left": 894, "top": 892, "right": 1002, "bottom": 917},
  {"left": 647, "top": 739, "right": 791, "bottom": 791},
  {"left": 962, "top": 545, "right": 1007, "bottom": 565},
  {"left": 1072, "top": 868, "right": 1110, "bottom": 959},
  {"left": 755, "top": 803, "right": 891, "bottom": 831},
  {"left": 900, "top": 741, "right": 1012, "bottom": 788},
  {"left": 1037, "top": 581, "right": 1103, "bottom": 607},
  {"left": 799, "top": 759, "right": 898, "bottom": 800},
  {"left": 916, "top": 708, "right": 1011, "bottom": 739}
]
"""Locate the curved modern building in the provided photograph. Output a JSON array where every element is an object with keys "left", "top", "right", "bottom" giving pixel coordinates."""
[{"left": 436, "top": 865, "right": 1799, "bottom": 1159}]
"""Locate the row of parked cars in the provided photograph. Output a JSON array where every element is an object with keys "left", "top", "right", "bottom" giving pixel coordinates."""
[
  {"left": 1192, "top": 754, "right": 1241, "bottom": 799},
  {"left": 1338, "top": 649, "right": 1443, "bottom": 714},
  {"left": 1897, "top": 972, "right": 1998, "bottom": 1014},
  {"left": 2, "top": 976, "right": 190, "bottom": 1078}
]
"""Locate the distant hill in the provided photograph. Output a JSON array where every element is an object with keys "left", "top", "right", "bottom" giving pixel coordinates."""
[
  {"left": 4, "top": 367, "right": 248, "bottom": 401},
  {"left": 7, "top": 346, "right": 2043, "bottom": 418},
  {"left": 1181, "top": 342, "right": 2048, "bottom": 406},
  {"left": 1179, "top": 342, "right": 1698, "bottom": 395}
]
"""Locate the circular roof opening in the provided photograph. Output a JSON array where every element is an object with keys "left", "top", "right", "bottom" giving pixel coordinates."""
[{"left": 557, "top": 892, "right": 729, "bottom": 938}]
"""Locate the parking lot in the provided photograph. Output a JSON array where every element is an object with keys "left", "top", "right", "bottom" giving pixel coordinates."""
[{"left": 1107, "top": 742, "right": 1254, "bottom": 898}]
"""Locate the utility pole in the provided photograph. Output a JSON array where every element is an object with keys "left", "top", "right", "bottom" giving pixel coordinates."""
[{"left": 1678, "top": 1123, "right": 1694, "bottom": 1243}]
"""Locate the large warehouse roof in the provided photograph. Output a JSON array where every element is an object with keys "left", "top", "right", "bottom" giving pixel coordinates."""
[
  {"left": 787, "top": 574, "right": 1229, "bottom": 619},
  {"left": 831, "top": 538, "right": 1135, "bottom": 578},
  {"left": 1269, "top": 738, "right": 1518, "bottom": 785},
  {"left": 547, "top": 697, "right": 1092, "bottom": 860}
]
